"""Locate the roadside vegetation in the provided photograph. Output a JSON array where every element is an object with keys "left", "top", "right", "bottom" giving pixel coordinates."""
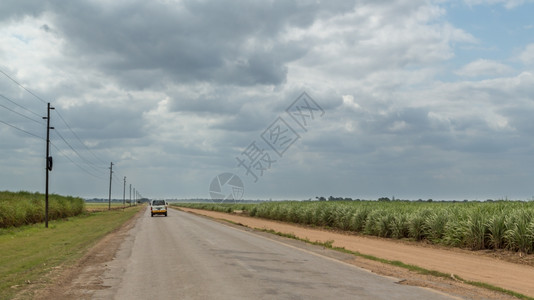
[
  {"left": 0, "top": 191, "right": 84, "bottom": 228},
  {"left": 85, "top": 202, "right": 133, "bottom": 212},
  {"left": 173, "top": 200, "right": 534, "bottom": 254},
  {"left": 0, "top": 205, "right": 141, "bottom": 299}
]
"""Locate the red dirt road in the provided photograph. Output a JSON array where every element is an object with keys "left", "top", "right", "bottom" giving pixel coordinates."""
[{"left": 180, "top": 208, "right": 534, "bottom": 297}]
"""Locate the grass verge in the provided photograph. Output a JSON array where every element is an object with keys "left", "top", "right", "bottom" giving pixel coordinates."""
[
  {"left": 85, "top": 202, "right": 135, "bottom": 212},
  {"left": 0, "top": 206, "right": 141, "bottom": 299}
]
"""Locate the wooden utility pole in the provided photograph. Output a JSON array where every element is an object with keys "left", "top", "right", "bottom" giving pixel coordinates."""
[
  {"left": 108, "top": 162, "right": 113, "bottom": 210},
  {"left": 123, "top": 176, "right": 126, "bottom": 209},
  {"left": 43, "top": 103, "right": 54, "bottom": 228}
]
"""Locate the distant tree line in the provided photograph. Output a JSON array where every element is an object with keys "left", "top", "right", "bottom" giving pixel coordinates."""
[
  {"left": 313, "top": 196, "right": 522, "bottom": 202},
  {"left": 316, "top": 196, "right": 357, "bottom": 201}
]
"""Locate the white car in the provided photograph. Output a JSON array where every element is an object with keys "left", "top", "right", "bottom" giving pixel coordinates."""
[{"left": 150, "top": 200, "right": 168, "bottom": 217}]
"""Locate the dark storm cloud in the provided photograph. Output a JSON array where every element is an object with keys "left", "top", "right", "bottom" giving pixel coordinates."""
[
  {"left": 0, "top": 0, "right": 48, "bottom": 22},
  {"left": 210, "top": 108, "right": 272, "bottom": 132},
  {"left": 57, "top": 102, "right": 145, "bottom": 141},
  {"left": 168, "top": 90, "right": 248, "bottom": 115},
  {"left": 167, "top": 87, "right": 296, "bottom": 130},
  {"left": 4, "top": 0, "right": 356, "bottom": 88},
  {"left": 501, "top": 106, "right": 534, "bottom": 139}
]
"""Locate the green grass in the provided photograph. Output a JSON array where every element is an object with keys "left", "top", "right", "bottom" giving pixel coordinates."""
[
  {"left": 0, "top": 191, "right": 84, "bottom": 228},
  {"left": 0, "top": 206, "right": 141, "bottom": 299},
  {"left": 85, "top": 202, "right": 131, "bottom": 211}
]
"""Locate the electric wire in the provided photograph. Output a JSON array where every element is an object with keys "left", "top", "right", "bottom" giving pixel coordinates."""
[
  {"left": 0, "top": 70, "right": 108, "bottom": 167},
  {"left": 54, "top": 109, "right": 108, "bottom": 165},
  {"left": 0, "top": 102, "right": 44, "bottom": 125},
  {"left": 0, "top": 119, "right": 44, "bottom": 140},
  {"left": 0, "top": 94, "right": 43, "bottom": 119},
  {"left": 0, "top": 68, "right": 48, "bottom": 104},
  {"left": 52, "top": 130, "right": 107, "bottom": 175},
  {"left": 1, "top": 69, "right": 121, "bottom": 187},
  {"left": 0, "top": 72, "right": 109, "bottom": 173},
  {"left": 50, "top": 142, "right": 105, "bottom": 181},
  {"left": 113, "top": 173, "right": 124, "bottom": 185}
]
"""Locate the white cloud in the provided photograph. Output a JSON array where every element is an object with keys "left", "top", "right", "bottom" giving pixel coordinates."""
[
  {"left": 455, "top": 59, "right": 514, "bottom": 77},
  {"left": 293, "top": 1, "right": 475, "bottom": 80},
  {"left": 0, "top": 14, "right": 65, "bottom": 92},
  {"left": 519, "top": 43, "right": 534, "bottom": 64},
  {"left": 463, "top": 0, "right": 534, "bottom": 9},
  {"left": 342, "top": 95, "right": 360, "bottom": 110}
]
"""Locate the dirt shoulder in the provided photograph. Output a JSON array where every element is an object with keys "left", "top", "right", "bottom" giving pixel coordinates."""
[
  {"left": 179, "top": 207, "right": 534, "bottom": 298},
  {"left": 25, "top": 207, "right": 145, "bottom": 300}
]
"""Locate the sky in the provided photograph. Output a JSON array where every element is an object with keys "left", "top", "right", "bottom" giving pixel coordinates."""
[{"left": 1, "top": 0, "right": 534, "bottom": 201}]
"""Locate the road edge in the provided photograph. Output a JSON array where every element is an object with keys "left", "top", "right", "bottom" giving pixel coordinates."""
[
  {"left": 176, "top": 207, "right": 528, "bottom": 300},
  {"left": 25, "top": 206, "right": 146, "bottom": 300}
]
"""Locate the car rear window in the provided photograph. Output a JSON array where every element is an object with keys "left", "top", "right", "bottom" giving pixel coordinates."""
[{"left": 153, "top": 200, "right": 165, "bottom": 205}]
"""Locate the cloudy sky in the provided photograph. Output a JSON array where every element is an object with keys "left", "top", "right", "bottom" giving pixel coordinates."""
[{"left": 1, "top": 0, "right": 534, "bottom": 201}]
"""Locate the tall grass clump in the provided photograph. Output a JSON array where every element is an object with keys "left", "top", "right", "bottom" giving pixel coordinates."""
[
  {"left": 487, "top": 214, "right": 506, "bottom": 250},
  {"left": 408, "top": 209, "right": 431, "bottom": 241},
  {"left": 348, "top": 207, "right": 370, "bottom": 232},
  {"left": 0, "top": 191, "right": 84, "bottom": 228},
  {"left": 390, "top": 213, "right": 410, "bottom": 239},
  {"left": 504, "top": 210, "right": 534, "bottom": 254}
]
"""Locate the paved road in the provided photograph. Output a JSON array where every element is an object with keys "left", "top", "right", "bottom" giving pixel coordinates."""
[{"left": 94, "top": 207, "right": 457, "bottom": 300}]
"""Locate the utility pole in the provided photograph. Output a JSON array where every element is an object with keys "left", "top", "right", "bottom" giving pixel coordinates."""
[
  {"left": 123, "top": 176, "right": 126, "bottom": 209},
  {"left": 133, "top": 188, "right": 136, "bottom": 206},
  {"left": 43, "top": 103, "right": 54, "bottom": 228},
  {"left": 129, "top": 184, "right": 132, "bottom": 207},
  {"left": 108, "top": 162, "right": 113, "bottom": 210}
]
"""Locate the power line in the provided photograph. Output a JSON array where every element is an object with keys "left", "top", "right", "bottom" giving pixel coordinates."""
[
  {"left": 0, "top": 118, "right": 44, "bottom": 140},
  {"left": 0, "top": 94, "right": 43, "bottom": 119},
  {"left": 0, "top": 102, "right": 44, "bottom": 125},
  {"left": 0, "top": 68, "right": 48, "bottom": 104},
  {"left": 113, "top": 173, "right": 124, "bottom": 185},
  {"left": 54, "top": 109, "right": 108, "bottom": 165},
  {"left": 0, "top": 69, "right": 121, "bottom": 190},
  {"left": 52, "top": 130, "right": 106, "bottom": 174},
  {"left": 50, "top": 141, "right": 105, "bottom": 181},
  {"left": 1, "top": 69, "right": 108, "bottom": 166},
  {"left": 1, "top": 69, "right": 118, "bottom": 198}
]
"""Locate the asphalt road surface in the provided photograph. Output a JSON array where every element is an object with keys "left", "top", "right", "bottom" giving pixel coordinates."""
[{"left": 93, "top": 207, "right": 457, "bottom": 300}]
